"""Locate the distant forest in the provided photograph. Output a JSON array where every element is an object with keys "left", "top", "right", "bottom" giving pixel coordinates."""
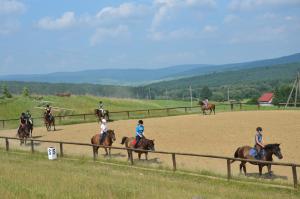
[{"left": 1, "top": 62, "right": 299, "bottom": 104}]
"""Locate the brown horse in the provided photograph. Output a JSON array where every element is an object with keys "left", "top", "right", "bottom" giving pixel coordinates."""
[
  {"left": 44, "top": 112, "right": 56, "bottom": 131},
  {"left": 17, "top": 124, "right": 30, "bottom": 145},
  {"left": 120, "top": 136, "right": 155, "bottom": 160},
  {"left": 231, "top": 144, "right": 283, "bottom": 176},
  {"left": 91, "top": 129, "right": 116, "bottom": 156},
  {"left": 94, "top": 109, "right": 110, "bottom": 121},
  {"left": 199, "top": 101, "right": 215, "bottom": 115}
]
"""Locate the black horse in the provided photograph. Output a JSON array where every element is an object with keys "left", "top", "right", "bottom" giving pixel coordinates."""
[
  {"left": 231, "top": 144, "right": 283, "bottom": 176},
  {"left": 94, "top": 109, "right": 109, "bottom": 121},
  {"left": 44, "top": 112, "right": 56, "bottom": 131},
  {"left": 120, "top": 136, "right": 155, "bottom": 160},
  {"left": 17, "top": 124, "right": 30, "bottom": 145}
]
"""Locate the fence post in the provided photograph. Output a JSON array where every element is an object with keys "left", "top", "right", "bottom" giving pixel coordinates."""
[
  {"left": 292, "top": 165, "right": 298, "bottom": 188},
  {"left": 185, "top": 107, "right": 187, "bottom": 113},
  {"left": 5, "top": 138, "right": 9, "bottom": 151},
  {"left": 60, "top": 143, "right": 64, "bottom": 157},
  {"left": 147, "top": 109, "right": 150, "bottom": 116},
  {"left": 257, "top": 104, "right": 260, "bottom": 110},
  {"left": 83, "top": 114, "right": 86, "bottom": 121},
  {"left": 92, "top": 146, "right": 96, "bottom": 161},
  {"left": 239, "top": 103, "right": 242, "bottom": 110},
  {"left": 2, "top": 120, "right": 4, "bottom": 128},
  {"left": 227, "top": 159, "right": 231, "bottom": 180},
  {"left": 166, "top": 108, "right": 169, "bottom": 116},
  {"left": 172, "top": 153, "right": 176, "bottom": 171},
  {"left": 127, "top": 111, "right": 130, "bottom": 119},
  {"left": 128, "top": 149, "right": 134, "bottom": 165},
  {"left": 230, "top": 103, "right": 234, "bottom": 111},
  {"left": 30, "top": 140, "right": 34, "bottom": 153}
]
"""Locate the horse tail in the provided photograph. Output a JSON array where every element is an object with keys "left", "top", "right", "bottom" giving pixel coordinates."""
[
  {"left": 231, "top": 147, "right": 240, "bottom": 164},
  {"left": 120, "top": 136, "right": 128, "bottom": 145}
]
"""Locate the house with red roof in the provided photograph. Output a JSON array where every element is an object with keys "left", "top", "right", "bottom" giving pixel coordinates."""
[{"left": 258, "top": 92, "right": 274, "bottom": 106}]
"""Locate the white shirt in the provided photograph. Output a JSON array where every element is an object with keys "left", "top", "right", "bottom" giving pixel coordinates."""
[{"left": 100, "top": 123, "right": 107, "bottom": 134}]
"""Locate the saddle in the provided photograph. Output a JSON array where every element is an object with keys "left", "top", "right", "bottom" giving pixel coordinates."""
[
  {"left": 249, "top": 148, "right": 265, "bottom": 159},
  {"left": 131, "top": 139, "right": 137, "bottom": 146}
]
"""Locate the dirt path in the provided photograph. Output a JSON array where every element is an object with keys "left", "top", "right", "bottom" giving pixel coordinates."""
[{"left": 1, "top": 110, "right": 299, "bottom": 183}]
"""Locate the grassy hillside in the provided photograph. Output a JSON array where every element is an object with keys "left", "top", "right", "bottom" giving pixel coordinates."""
[{"left": 0, "top": 149, "right": 298, "bottom": 199}]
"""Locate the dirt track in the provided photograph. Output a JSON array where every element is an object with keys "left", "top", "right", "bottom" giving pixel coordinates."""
[{"left": 1, "top": 110, "right": 300, "bottom": 183}]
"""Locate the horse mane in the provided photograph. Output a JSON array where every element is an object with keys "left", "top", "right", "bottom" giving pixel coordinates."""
[{"left": 264, "top": 143, "right": 279, "bottom": 150}]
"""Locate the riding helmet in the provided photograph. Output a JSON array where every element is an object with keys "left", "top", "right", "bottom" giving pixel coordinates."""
[
  {"left": 256, "top": 127, "right": 263, "bottom": 132},
  {"left": 138, "top": 120, "right": 143, "bottom": 124}
]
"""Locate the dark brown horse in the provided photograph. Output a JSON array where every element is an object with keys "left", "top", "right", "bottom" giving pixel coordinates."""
[
  {"left": 231, "top": 144, "right": 283, "bottom": 176},
  {"left": 44, "top": 112, "right": 55, "bottom": 131},
  {"left": 120, "top": 136, "right": 155, "bottom": 160},
  {"left": 91, "top": 129, "right": 116, "bottom": 156},
  {"left": 199, "top": 101, "right": 215, "bottom": 115},
  {"left": 17, "top": 124, "right": 30, "bottom": 145},
  {"left": 94, "top": 109, "right": 110, "bottom": 121}
]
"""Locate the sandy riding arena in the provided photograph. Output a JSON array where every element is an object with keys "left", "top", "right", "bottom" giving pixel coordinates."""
[{"left": 1, "top": 110, "right": 300, "bottom": 183}]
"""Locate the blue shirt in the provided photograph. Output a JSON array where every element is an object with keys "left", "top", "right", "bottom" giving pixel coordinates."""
[
  {"left": 255, "top": 132, "right": 263, "bottom": 144},
  {"left": 136, "top": 124, "right": 144, "bottom": 137}
]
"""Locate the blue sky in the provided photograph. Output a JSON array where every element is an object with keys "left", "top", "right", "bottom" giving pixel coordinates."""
[{"left": 0, "top": 0, "right": 300, "bottom": 75}]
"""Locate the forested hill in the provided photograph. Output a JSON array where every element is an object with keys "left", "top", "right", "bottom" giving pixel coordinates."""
[
  {"left": 146, "top": 62, "right": 300, "bottom": 89},
  {"left": 1, "top": 62, "right": 300, "bottom": 100},
  {"left": 1, "top": 53, "right": 300, "bottom": 85}
]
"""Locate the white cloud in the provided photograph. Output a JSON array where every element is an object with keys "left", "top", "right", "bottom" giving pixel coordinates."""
[
  {"left": 0, "top": 0, "right": 25, "bottom": 15},
  {"left": 37, "top": 12, "right": 76, "bottom": 30},
  {"left": 151, "top": 0, "right": 216, "bottom": 30},
  {"left": 96, "top": 3, "right": 147, "bottom": 20},
  {"left": 285, "top": 16, "right": 293, "bottom": 21},
  {"left": 229, "top": 0, "right": 300, "bottom": 11},
  {"left": 90, "top": 25, "right": 130, "bottom": 46},
  {"left": 203, "top": 25, "right": 218, "bottom": 33}
]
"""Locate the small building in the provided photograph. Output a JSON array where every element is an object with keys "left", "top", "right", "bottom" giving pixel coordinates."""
[{"left": 258, "top": 92, "right": 274, "bottom": 106}]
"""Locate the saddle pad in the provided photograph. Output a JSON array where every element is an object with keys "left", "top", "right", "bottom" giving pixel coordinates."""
[
  {"left": 131, "top": 139, "right": 137, "bottom": 146},
  {"left": 249, "top": 148, "right": 257, "bottom": 157}
]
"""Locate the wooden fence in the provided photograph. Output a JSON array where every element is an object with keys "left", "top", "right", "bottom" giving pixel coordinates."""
[
  {"left": 0, "top": 103, "right": 260, "bottom": 128},
  {"left": 0, "top": 136, "right": 299, "bottom": 189}
]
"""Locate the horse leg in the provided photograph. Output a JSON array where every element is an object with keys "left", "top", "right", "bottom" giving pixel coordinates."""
[
  {"left": 145, "top": 152, "right": 148, "bottom": 160},
  {"left": 138, "top": 153, "right": 141, "bottom": 160},
  {"left": 104, "top": 147, "right": 108, "bottom": 156},
  {"left": 109, "top": 148, "right": 111, "bottom": 157},
  {"left": 258, "top": 164, "right": 263, "bottom": 176},
  {"left": 267, "top": 164, "right": 272, "bottom": 177},
  {"left": 241, "top": 161, "right": 247, "bottom": 175}
]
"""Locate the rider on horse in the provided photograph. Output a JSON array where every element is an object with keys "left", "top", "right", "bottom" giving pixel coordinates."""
[
  {"left": 45, "top": 104, "right": 52, "bottom": 120},
  {"left": 25, "top": 110, "right": 33, "bottom": 125},
  {"left": 254, "top": 127, "right": 265, "bottom": 159},
  {"left": 19, "top": 112, "right": 27, "bottom": 130},
  {"left": 99, "top": 118, "right": 108, "bottom": 145},
  {"left": 98, "top": 101, "right": 104, "bottom": 115},
  {"left": 203, "top": 98, "right": 209, "bottom": 109},
  {"left": 134, "top": 120, "right": 144, "bottom": 148}
]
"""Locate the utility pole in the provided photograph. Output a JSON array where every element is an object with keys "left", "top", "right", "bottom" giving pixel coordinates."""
[
  {"left": 227, "top": 87, "right": 230, "bottom": 102},
  {"left": 148, "top": 88, "right": 151, "bottom": 100},
  {"left": 285, "top": 72, "right": 300, "bottom": 108},
  {"left": 189, "top": 85, "right": 193, "bottom": 108}
]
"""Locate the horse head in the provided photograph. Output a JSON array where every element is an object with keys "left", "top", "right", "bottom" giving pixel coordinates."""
[
  {"left": 265, "top": 143, "right": 283, "bottom": 159},
  {"left": 146, "top": 139, "right": 155, "bottom": 151},
  {"left": 107, "top": 130, "right": 116, "bottom": 142}
]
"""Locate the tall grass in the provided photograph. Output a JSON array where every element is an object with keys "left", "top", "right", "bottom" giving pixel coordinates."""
[{"left": 0, "top": 149, "right": 298, "bottom": 199}]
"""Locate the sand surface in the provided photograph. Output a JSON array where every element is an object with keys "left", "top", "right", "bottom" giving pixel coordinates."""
[{"left": 1, "top": 110, "right": 299, "bottom": 182}]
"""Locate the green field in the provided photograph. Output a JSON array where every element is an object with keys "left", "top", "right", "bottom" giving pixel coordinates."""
[
  {"left": 0, "top": 149, "right": 298, "bottom": 199},
  {"left": 0, "top": 95, "right": 282, "bottom": 129}
]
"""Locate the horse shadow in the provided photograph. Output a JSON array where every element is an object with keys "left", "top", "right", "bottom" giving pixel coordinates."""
[
  {"left": 25, "top": 141, "right": 41, "bottom": 147},
  {"left": 135, "top": 157, "right": 162, "bottom": 165},
  {"left": 243, "top": 172, "right": 288, "bottom": 180},
  {"left": 104, "top": 152, "right": 126, "bottom": 158}
]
